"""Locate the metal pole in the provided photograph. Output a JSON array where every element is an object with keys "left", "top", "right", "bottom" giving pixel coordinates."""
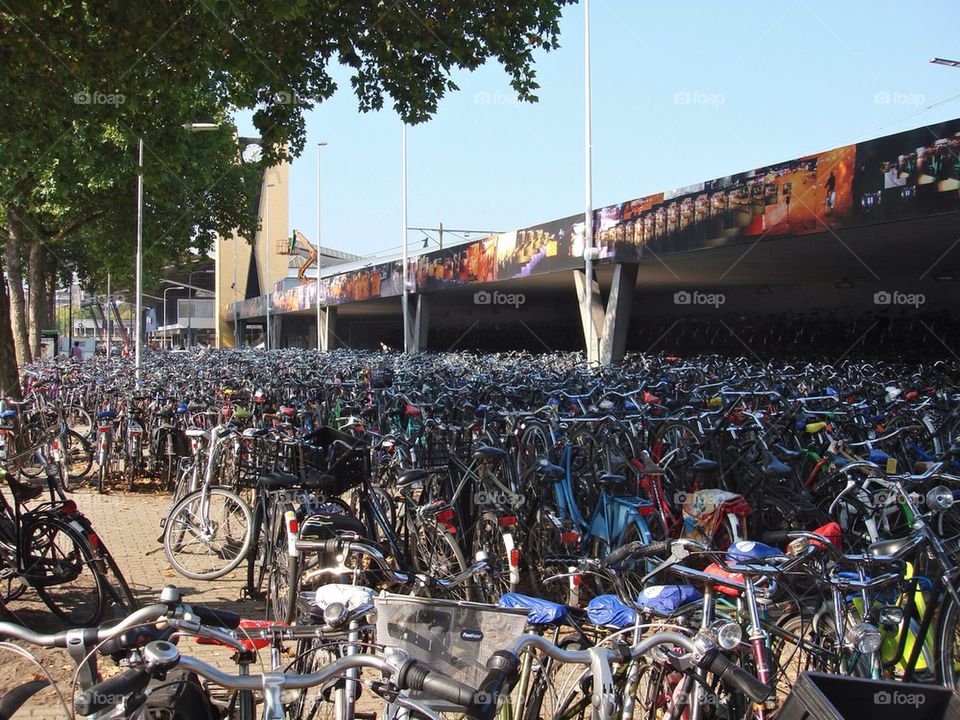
[
  {"left": 264, "top": 183, "right": 272, "bottom": 351},
  {"left": 188, "top": 269, "right": 195, "bottom": 349},
  {"left": 67, "top": 277, "right": 72, "bottom": 356},
  {"left": 163, "top": 287, "right": 168, "bottom": 349},
  {"left": 401, "top": 124, "right": 410, "bottom": 354},
  {"left": 106, "top": 272, "right": 111, "bottom": 358},
  {"left": 233, "top": 237, "right": 239, "bottom": 347},
  {"left": 583, "top": 0, "right": 595, "bottom": 366},
  {"left": 135, "top": 137, "right": 144, "bottom": 381},
  {"left": 316, "top": 141, "right": 327, "bottom": 351}
]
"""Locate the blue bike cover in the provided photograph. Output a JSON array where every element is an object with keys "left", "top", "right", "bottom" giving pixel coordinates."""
[
  {"left": 587, "top": 594, "right": 637, "bottom": 628},
  {"left": 867, "top": 449, "right": 892, "bottom": 465},
  {"left": 498, "top": 592, "right": 566, "bottom": 625},
  {"left": 726, "top": 540, "right": 781, "bottom": 563},
  {"left": 636, "top": 585, "right": 703, "bottom": 616}
]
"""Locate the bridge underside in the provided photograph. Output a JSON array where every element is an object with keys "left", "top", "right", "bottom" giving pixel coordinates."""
[{"left": 240, "top": 213, "right": 960, "bottom": 359}]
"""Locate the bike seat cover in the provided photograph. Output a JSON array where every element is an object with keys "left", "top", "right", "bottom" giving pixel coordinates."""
[
  {"left": 703, "top": 563, "right": 744, "bottom": 596},
  {"left": 538, "top": 460, "right": 565, "bottom": 480},
  {"left": 0, "top": 409, "right": 17, "bottom": 418},
  {"left": 587, "top": 594, "right": 637, "bottom": 628},
  {"left": 498, "top": 592, "right": 566, "bottom": 625},
  {"left": 314, "top": 583, "right": 374, "bottom": 614},
  {"left": 868, "top": 449, "right": 892, "bottom": 465},
  {"left": 596, "top": 472, "right": 628, "bottom": 488},
  {"left": 635, "top": 585, "right": 702, "bottom": 616},
  {"left": 299, "top": 512, "right": 367, "bottom": 540},
  {"left": 762, "top": 453, "right": 792, "bottom": 478},
  {"left": 96, "top": 410, "right": 117, "bottom": 420},
  {"left": 725, "top": 540, "right": 781, "bottom": 564}
]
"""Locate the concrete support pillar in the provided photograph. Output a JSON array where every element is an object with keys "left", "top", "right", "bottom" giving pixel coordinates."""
[
  {"left": 600, "top": 263, "right": 638, "bottom": 365},
  {"left": 406, "top": 294, "right": 431, "bottom": 353},
  {"left": 270, "top": 316, "right": 282, "bottom": 350},
  {"left": 574, "top": 263, "right": 637, "bottom": 366},
  {"left": 319, "top": 306, "right": 337, "bottom": 352},
  {"left": 573, "top": 269, "right": 604, "bottom": 363}
]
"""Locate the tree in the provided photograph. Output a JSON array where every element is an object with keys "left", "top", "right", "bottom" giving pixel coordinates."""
[{"left": 0, "top": 0, "right": 574, "bottom": 391}]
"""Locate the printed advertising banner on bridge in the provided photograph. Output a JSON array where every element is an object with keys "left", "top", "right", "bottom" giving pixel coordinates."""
[{"left": 231, "top": 118, "right": 959, "bottom": 320}]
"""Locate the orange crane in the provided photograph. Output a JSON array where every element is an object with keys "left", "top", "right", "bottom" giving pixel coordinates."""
[{"left": 278, "top": 229, "right": 319, "bottom": 284}]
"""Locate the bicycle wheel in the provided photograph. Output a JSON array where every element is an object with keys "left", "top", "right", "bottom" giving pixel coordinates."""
[
  {"left": 64, "top": 405, "right": 93, "bottom": 440},
  {"left": 25, "top": 516, "right": 106, "bottom": 626},
  {"left": 288, "top": 636, "right": 341, "bottom": 720},
  {"left": 163, "top": 487, "right": 253, "bottom": 580},
  {"left": 62, "top": 430, "right": 93, "bottom": 482},
  {"left": 246, "top": 499, "right": 269, "bottom": 600},
  {"left": 471, "top": 511, "right": 516, "bottom": 602},
  {"left": 936, "top": 594, "right": 960, "bottom": 690},
  {"left": 411, "top": 519, "right": 471, "bottom": 600},
  {"left": 267, "top": 516, "right": 297, "bottom": 624}
]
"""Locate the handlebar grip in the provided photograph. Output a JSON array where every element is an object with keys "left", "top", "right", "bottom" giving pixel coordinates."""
[
  {"left": 74, "top": 668, "right": 151, "bottom": 715},
  {"left": 398, "top": 660, "right": 476, "bottom": 706},
  {"left": 637, "top": 540, "right": 672, "bottom": 558},
  {"left": 603, "top": 540, "right": 643, "bottom": 568},
  {"left": 471, "top": 651, "right": 521, "bottom": 720},
  {"left": 760, "top": 531, "right": 792, "bottom": 546},
  {"left": 540, "top": 555, "right": 582, "bottom": 568},
  {"left": 701, "top": 650, "right": 771, "bottom": 704},
  {"left": 188, "top": 605, "right": 242, "bottom": 629}
]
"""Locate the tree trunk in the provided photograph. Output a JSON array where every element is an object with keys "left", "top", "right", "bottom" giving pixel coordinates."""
[
  {"left": 28, "top": 239, "right": 44, "bottom": 360},
  {"left": 0, "top": 253, "right": 22, "bottom": 400},
  {"left": 4, "top": 204, "right": 30, "bottom": 366}
]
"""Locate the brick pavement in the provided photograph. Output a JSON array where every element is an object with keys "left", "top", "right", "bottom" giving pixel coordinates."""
[{"left": 1, "top": 488, "right": 262, "bottom": 717}]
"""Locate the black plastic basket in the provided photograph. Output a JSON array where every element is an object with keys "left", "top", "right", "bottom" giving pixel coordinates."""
[
  {"left": 778, "top": 672, "right": 960, "bottom": 720},
  {"left": 301, "top": 426, "right": 369, "bottom": 495}
]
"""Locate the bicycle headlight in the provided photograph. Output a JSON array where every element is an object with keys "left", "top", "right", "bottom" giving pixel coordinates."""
[
  {"left": 847, "top": 622, "right": 882, "bottom": 654},
  {"left": 926, "top": 485, "right": 955, "bottom": 511},
  {"left": 710, "top": 620, "right": 743, "bottom": 651}
]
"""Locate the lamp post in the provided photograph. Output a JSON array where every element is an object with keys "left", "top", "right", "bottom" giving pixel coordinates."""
[
  {"left": 163, "top": 285, "right": 185, "bottom": 349},
  {"left": 930, "top": 57, "right": 960, "bottom": 68},
  {"left": 316, "top": 141, "right": 327, "bottom": 351},
  {"left": 188, "top": 268, "right": 215, "bottom": 349},
  {"left": 582, "top": 0, "right": 596, "bottom": 366},
  {"left": 264, "top": 182, "right": 276, "bottom": 350},
  {"left": 401, "top": 124, "right": 410, "bottom": 354}
]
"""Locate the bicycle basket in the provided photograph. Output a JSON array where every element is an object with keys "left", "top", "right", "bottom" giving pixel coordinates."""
[
  {"left": 301, "top": 426, "right": 369, "bottom": 495},
  {"left": 374, "top": 593, "right": 528, "bottom": 693}
]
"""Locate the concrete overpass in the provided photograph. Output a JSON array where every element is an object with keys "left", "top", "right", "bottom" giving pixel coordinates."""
[{"left": 225, "top": 118, "right": 960, "bottom": 360}]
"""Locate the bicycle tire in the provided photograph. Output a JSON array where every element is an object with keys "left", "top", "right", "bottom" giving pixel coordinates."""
[
  {"left": 26, "top": 516, "right": 106, "bottom": 626},
  {"left": 163, "top": 487, "right": 253, "bottom": 581},
  {"left": 62, "top": 429, "right": 93, "bottom": 482}
]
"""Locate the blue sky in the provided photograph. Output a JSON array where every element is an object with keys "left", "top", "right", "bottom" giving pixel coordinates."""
[{"left": 236, "top": 0, "right": 960, "bottom": 257}]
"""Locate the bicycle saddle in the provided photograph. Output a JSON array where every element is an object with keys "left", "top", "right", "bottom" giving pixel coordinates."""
[
  {"left": 762, "top": 452, "right": 792, "bottom": 478},
  {"left": 396, "top": 468, "right": 428, "bottom": 488},
  {"left": 4, "top": 473, "right": 44, "bottom": 502},
  {"left": 96, "top": 410, "right": 117, "bottom": 420},
  {"left": 0, "top": 409, "right": 17, "bottom": 418},
  {"left": 538, "top": 460, "right": 565, "bottom": 480},
  {"left": 474, "top": 445, "right": 506, "bottom": 462},
  {"left": 691, "top": 456, "right": 719, "bottom": 473},
  {"left": 299, "top": 512, "right": 368, "bottom": 540},
  {"left": 596, "top": 472, "right": 628, "bottom": 488},
  {"left": 866, "top": 534, "right": 924, "bottom": 560},
  {"left": 772, "top": 444, "right": 802, "bottom": 460}
]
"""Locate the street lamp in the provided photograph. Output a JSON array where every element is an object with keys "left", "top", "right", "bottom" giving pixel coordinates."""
[
  {"left": 264, "top": 181, "right": 276, "bottom": 351},
  {"left": 582, "top": 0, "right": 596, "bottom": 366},
  {"left": 401, "top": 124, "right": 410, "bottom": 354},
  {"left": 188, "top": 269, "right": 215, "bottom": 349},
  {"left": 163, "top": 285, "right": 185, "bottom": 349},
  {"left": 930, "top": 57, "right": 960, "bottom": 68},
  {"left": 316, "top": 141, "right": 327, "bottom": 351},
  {"left": 134, "top": 122, "right": 219, "bottom": 380}
]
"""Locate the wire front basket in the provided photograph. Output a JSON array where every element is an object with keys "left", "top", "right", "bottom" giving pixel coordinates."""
[{"left": 374, "top": 593, "right": 528, "bottom": 692}]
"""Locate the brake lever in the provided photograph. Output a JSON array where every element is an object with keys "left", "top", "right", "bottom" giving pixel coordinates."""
[{"left": 641, "top": 544, "right": 691, "bottom": 584}]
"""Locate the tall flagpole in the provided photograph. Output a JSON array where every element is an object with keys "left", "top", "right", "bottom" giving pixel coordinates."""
[{"left": 583, "top": 0, "right": 595, "bottom": 366}]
